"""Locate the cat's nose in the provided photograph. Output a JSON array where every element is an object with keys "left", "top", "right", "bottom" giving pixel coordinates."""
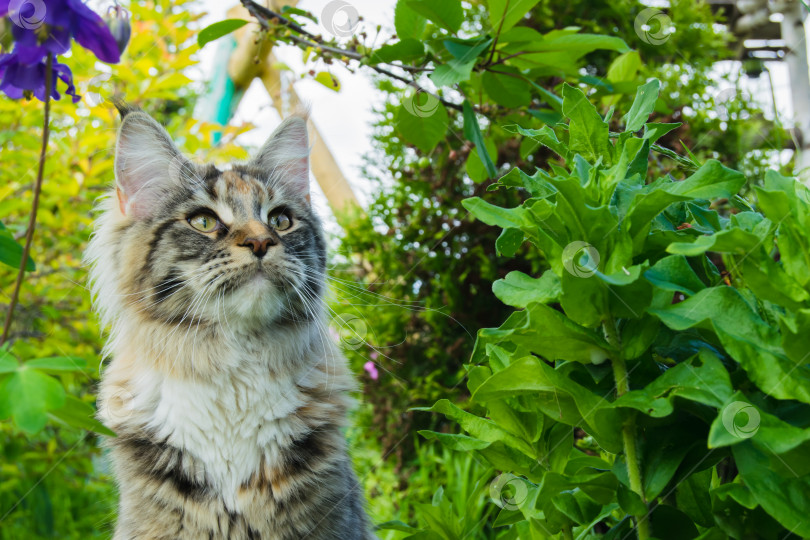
[{"left": 239, "top": 235, "right": 277, "bottom": 258}]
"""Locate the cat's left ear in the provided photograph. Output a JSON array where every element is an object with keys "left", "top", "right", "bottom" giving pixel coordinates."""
[
  {"left": 114, "top": 107, "right": 184, "bottom": 218},
  {"left": 251, "top": 114, "right": 311, "bottom": 200}
]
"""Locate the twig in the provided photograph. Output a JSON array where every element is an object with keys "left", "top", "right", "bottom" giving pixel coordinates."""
[
  {"left": 1, "top": 54, "right": 52, "bottom": 345},
  {"left": 238, "top": 0, "right": 464, "bottom": 112}
]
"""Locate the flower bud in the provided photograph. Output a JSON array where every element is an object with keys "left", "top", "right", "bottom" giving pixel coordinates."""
[{"left": 104, "top": 4, "right": 131, "bottom": 54}]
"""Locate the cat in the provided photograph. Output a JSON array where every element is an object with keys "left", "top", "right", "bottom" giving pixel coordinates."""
[{"left": 85, "top": 104, "right": 375, "bottom": 540}]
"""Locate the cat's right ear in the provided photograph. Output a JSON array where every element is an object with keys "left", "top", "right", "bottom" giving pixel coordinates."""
[{"left": 114, "top": 109, "right": 183, "bottom": 218}]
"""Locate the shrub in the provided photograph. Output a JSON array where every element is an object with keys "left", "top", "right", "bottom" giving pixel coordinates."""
[{"left": 404, "top": 80, "right": 810, "bottom": 539}]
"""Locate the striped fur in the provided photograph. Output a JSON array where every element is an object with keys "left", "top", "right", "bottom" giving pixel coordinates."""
[{"left": 86, "top": 109, "right": 374, "bottom": 539}]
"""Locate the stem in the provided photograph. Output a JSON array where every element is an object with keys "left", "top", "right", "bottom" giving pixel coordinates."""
[
  {"left": 605, "top": 317, "right": 650, "bottom": 540},
  {"left": 1, "top": 53, "right": 52, "bottom": 346},
  {"left": 562, "top": 524, "right": 574, "bottom": 540}
]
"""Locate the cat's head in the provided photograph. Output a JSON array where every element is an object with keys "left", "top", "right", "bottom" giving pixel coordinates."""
[{"left": 87, "top": 106, "right": 326, "bottom": 332}]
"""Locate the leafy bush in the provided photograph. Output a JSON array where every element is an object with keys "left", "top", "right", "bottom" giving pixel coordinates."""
[{"left": 404, "top": 80, "right": 810, "bottom": 539}]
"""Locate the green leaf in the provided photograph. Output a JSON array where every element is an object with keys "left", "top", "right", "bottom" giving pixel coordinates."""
[
  {"left": 621, "top": 315, "right": 660, "bottom": 360},
  {"left": 404, "top": 0, "right": 463, "bottom": 33},
  {"left": 644, "top": 255, "right": 706, "bottom": 296},
  {"left": 49, "top": 395, "right": 116, "bottom": 437},
  {"left": 643, "top": 122, "right": 681, "bottom": 143},
  {"left": 24, "top": 356, "right": 87, "bottom": 372},
  {"left": 502, "top": 31, "right": 629, "bottom": 71},
  {"left": 415, "top": 399, "right": 536, "bottom": 457},
  {"left": 606, "top": 50, "right": 641, "bottom": 83},
  {"left": 0, "top": 233, "right": 35, "bottom": 271},
  {"left": 652, "top": 287, "right": 810, "bottom": 404},
  {"left": 377, "top": 520, "right": 422, "bottom": 532},
  {"left": 481, "top": 302, "right": 612, "bottom": 364},
  {"left": 492, "top": 270, "right": 561, "bottom": 308},
  {"left": 562, "top": 84, "right": 608, "bottom": 163},
  {"left": 733, "top": 443, "right": 810, "bottom": 536},
  {"left": 394, "top": 0, "right": 427, "bottom": 40},
  {"left": 487, "top": 0, "right": 541, "bottom": 32},
  {"left": 515, "top": 125, "right": 568, "bottom": 158},
  {"left": 708, "top": 392, "right": 810, "bottom": 453},
  {"left": 369, "top": 39, "right": 425, "bottom": 64},
  {"left": 494, "top": 227, "right": 524, "bottom": 256},
  {"left": 429, "top": 59, "right": 477, "bottom": 87},
  {"left": 466, "top": 138, "right": 498, "bottom": 184},
  {"left": 0, "top": 368, "right": 65, "bottom": 433},
  {"left": 472, "top": 356, "right": 622, "bottom": 453},
  {"left": 463, "top": 101, "right": 498, "bottom": 178},
  {"left": 667, "top": 159, "right": 745, "bottom": 200},
  {"left": 0, "top": 350, "right": 18, "bottom": 373},
  {"left": 395, "top": 99, "right": 449, "bottom": 153},
  {"left": 483, "top": 68, "right": 531, "bottom": 108},
  {"left": 197, "top": 19, "right": 248, "bottom": 48},
  {"left": 418, "top": 430, "right": 492, "bottom": 451},
  {"left": 462, "top": 197, "right": 528, "bottom": 230},
  {"left": 613, "top": 350, "right": 733, "bottom": 417},
  {"left": 623, "top": 79, "right": 660, "bottom": 132},
  {"left": 666, "top": 228, "right": 762, "bottom": 257},
  {"left": 313, "top": 71, "right": 340, "bottom": 91},
  {"left": 676, "top": 469, "right": 714, "bottom": 528}
]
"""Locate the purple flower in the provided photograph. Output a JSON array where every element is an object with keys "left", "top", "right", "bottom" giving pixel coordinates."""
[
  {"left": 0, "top": 52, "right": 77, "bottom": 101},
  {"left": 363, "top": 361, "right": 379, "bottom": 381},
  {"left": 0, "top": 0, "right": 121, "bottom": 101}
]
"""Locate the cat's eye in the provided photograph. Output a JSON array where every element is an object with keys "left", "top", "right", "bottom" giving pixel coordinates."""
[
  {"left": 269, "top": 209, "right": 293, "bottom": 231},
  {"left": 188, "top": 213, "right": 220, "bottom": 233}
]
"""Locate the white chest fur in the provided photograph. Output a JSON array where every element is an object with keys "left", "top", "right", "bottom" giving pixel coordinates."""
[{"left": 129, "top": 361, "right": 309, "bottom": 510}]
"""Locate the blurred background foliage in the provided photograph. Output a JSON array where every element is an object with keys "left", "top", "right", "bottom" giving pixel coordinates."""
[{"left": 0, "top": 0, "right": 795, "bottom": 537}]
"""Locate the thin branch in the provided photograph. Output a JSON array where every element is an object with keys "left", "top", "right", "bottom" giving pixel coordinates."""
[
  {"left": 1, "top": 53, "right": 53, "bottom": 345},
  {"left": 485, "top": 0, "right": 509, "bottom": 66},
  {"left": 239, "top": 0, "right": 464, "bottom": 112}
]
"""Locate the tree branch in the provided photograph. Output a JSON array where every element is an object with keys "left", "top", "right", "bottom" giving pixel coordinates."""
[{"left": 238, "top": 0, "right": 464, "bottom": 112}]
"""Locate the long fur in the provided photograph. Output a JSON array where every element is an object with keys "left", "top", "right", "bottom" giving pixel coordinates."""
[{"left": 85, "top": 110, "right": 374, "bottom": 539}]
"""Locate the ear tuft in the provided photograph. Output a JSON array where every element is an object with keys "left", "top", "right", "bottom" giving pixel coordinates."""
[
  {"left": 113, "top": 99, "right": 140, "bottom": 119},
  {"left": 115, "top": 111, "right": 183, "bottom": 217},
  {"left": 252, "top": 112, "right": 311, "bottom": 197}
]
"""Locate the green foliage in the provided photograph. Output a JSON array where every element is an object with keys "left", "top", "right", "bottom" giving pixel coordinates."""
[
  {"left": 0, "top": 1, "right": 251, "bottom": 536},
  {"left": 413, "top": 80, "right": 810, "bottom": 538},
  {"left": 197, "top": 19, "right": 248, "bottom": 48}
]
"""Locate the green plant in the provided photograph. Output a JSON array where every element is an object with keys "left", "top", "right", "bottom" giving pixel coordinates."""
[{"left": 407, "top": 80, "right": 810, "bottom": 539}]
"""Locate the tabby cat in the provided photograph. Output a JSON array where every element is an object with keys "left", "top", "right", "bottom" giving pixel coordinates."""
[{"left": 86, "top": 105, "right": 374, "bottom": 539}]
